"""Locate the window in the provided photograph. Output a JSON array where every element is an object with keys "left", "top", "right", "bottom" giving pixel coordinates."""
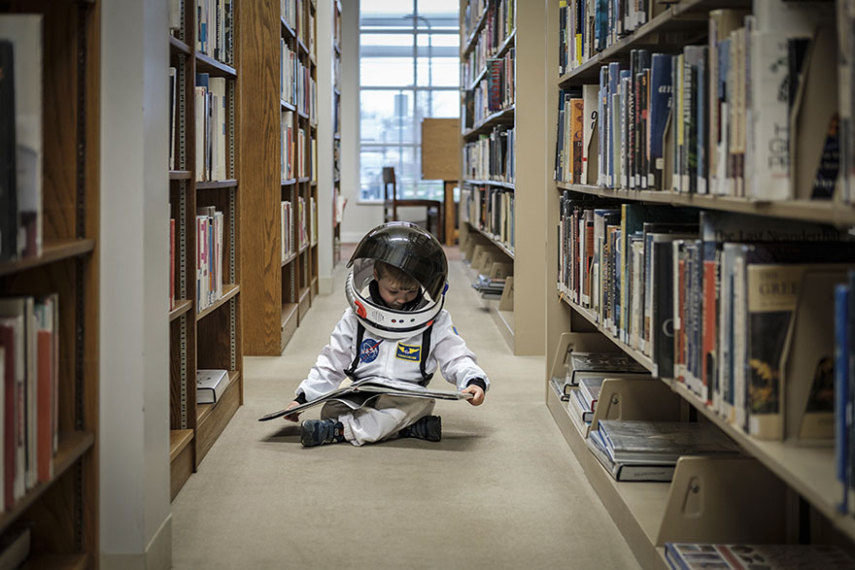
[{"left": 359, "top": 0, "right": 460, "bottom": 202}]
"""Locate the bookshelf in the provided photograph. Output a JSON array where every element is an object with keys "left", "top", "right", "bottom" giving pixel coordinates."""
[
  {"left": 169, "top": 0, "right": 243, "bottom": 500},
  {"left": 240, "top": 0, "right": 320, "bottom": 357},
  {"left": 458, "top": 0, "right": 547, "bottom": 356},
  {"left": 544, "top": 0, "right": 855, "bottom": 565},
  {"left": 0, "top": 1, "right": 99, "bottom": 565},
  {"left": 332, "top": 0, "right": 343, "bottom": 267}
]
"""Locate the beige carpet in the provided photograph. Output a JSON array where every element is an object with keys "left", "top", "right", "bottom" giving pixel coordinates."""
[{"left": 170, "top": 248, "right": 640, "bottom": 569}]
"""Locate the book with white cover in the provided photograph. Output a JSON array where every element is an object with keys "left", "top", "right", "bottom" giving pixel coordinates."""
[
  {"left": 747, "top": 0, "right": 833, "bottom": 200},
  {"left": 197, "top": 369, "right": 230, "bottom": 405},
  {"left": 0, "top": 15, "right": 42, "bottom": 259},
  {"left": 259, "top": 379, "right": 473, "bottom": 421}
]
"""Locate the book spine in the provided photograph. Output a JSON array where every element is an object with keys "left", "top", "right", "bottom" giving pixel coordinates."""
[
  {"left": 648, "top": 54, "right": 672, "bottom": 189},
  {"left": 836, "top": 282, "right": 850, "bottom": 511}
]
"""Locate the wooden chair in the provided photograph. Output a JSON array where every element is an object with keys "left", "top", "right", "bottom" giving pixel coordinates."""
[{"left": 382, "top": 166, "right": 444, "bottom": 242}]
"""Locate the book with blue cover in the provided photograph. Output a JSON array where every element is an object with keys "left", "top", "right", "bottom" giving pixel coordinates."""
[{"left": 648, "top": 53, "right": 672, "bottom": 189}]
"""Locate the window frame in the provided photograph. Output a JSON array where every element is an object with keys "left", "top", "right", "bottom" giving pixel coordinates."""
[{"left": 358, "top": 1, "right": 460, "bottom": 204}]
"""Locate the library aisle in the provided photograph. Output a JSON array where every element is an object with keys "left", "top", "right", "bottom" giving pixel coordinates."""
[{"left": 170, "top": 248, "right": 639, "bottom": 569}]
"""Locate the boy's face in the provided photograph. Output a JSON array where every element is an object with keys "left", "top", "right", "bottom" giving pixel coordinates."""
[{"left": 375, "top": 273, "right": 419, "bottom": 309}]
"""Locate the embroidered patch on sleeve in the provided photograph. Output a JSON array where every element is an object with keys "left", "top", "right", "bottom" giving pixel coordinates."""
[{"left": 396, "top": 343, "right": 421, "bottom": 362}]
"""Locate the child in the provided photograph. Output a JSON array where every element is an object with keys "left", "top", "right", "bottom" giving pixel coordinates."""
[{"left": 282, "top": 221, "right": 489, "bottom": 447}]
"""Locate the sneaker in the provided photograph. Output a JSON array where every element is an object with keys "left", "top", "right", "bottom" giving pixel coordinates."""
[
  {"left": 301, "top": 419, "right": 346, "bottom": 447},
  {"left": 399, "top": 415, "right": 441, "bottom": 442}
]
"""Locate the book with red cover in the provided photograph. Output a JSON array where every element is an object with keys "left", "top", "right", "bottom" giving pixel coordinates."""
[{"left": 0, "top": 319, "right": 22, "bottom": 508}]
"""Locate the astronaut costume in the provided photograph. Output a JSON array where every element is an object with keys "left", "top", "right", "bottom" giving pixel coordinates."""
[{"left": 294, "top": 222, "right": 490, "bottom": 446}]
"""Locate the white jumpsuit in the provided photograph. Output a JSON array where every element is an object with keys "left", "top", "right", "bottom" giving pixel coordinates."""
[{"left": 296, "top": 307, "right": 489, "bottom": 446}]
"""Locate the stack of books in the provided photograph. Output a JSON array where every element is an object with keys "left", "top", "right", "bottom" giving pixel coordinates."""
[
  {"left": 587, "top": 419, "right": 741, "bottom": 482},
  {"left": 471, "top": 273, "right": 506, "bottom": 300},
  {"left": 664, "top": 542, "right": 855, "bottom": 569}
]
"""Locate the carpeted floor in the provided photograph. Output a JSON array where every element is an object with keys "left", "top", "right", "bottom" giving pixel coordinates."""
[{"left": 170, "top": 247, "right": 640, "bottom": 569}]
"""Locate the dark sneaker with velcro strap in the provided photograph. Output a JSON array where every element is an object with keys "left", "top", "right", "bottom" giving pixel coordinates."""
[
  {"left": 301, "top": 419, "right": 346, "bottom": 447},
  {"left": 399, "top": 415, "right": 441, "bottom": 442}
]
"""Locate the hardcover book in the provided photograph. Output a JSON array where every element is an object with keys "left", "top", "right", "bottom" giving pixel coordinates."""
[
  {"left": 586, "top": 426, "right": 676, "bottom": 482},
  {"left": 0, "top": 40, "right": 16, "bottom": 262},
  {"left": 648, "top": 53, "right": 672, "bottom": 189},
  {"left": 596, "top": 419, "right": 741, "bottom": 464},
  {"left": 565, "top": 352, "right": 648, "bottom": 387},
  {"left": 197, "top": 369, "right": 230, "bottom": 405}
]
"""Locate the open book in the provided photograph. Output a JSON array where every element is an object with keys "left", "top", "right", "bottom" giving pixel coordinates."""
[{"left": 258, "top": 379, "right": 473, "bottom": 422}]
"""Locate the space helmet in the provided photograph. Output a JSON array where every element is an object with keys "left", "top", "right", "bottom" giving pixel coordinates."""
[{"left": 345, "top": 221, "right": 448, "bottom": 339}]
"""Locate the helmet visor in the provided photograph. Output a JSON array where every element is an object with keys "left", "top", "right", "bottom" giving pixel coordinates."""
[{"left": 348, "top": 222, "right": 447, "bottom": 300}]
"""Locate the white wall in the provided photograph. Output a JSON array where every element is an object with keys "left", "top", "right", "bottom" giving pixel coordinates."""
[
  {"left": 317, "top": 0, "right": 335, "bottom": 293},
  {"left": 340, "top": 0, "right": 385, "bottom": 243},
  {"left": 100, "top": 0, "right": 171, "bottom": 567}
]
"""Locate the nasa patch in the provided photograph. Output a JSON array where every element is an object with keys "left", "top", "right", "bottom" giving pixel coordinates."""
[{"left": 359, "top": 338, "right": 382, "bottom": 363}]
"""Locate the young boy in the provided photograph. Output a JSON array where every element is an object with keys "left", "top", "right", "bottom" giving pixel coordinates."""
[{"left": 282, "top": 221, "right": 489, "bottom": 447}]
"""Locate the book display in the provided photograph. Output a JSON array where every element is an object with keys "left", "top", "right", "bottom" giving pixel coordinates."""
[
  {"left": 459, "top": 0, "right": 547, "bottom": 355},
  {"left": 544, "top": 0, "right": 855, "bottom": 565},
  {"left": 0, "top": 1, "right": 99, "bottom": 564},
  {"left": 169, "top": 0, "right": 243, "bottom": 501},
  {"left": 240, "top": 0, "right": 321, "bottom": 357}
]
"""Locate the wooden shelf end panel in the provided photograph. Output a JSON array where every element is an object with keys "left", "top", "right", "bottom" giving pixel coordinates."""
[{"left": 195, "top": 373, "right": 242, "bottom": 467}]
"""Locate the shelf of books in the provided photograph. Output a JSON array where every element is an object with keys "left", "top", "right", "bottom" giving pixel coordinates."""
[
  {"left": 545, "top": 0, "right": 855, "bottom": 566},
  {"left": 332, "top": 0, "right": 343, "bottom": 267},
  {"left": 461, "top": 0, "right": 548, "bottom": 356},
  {"left": 460, "top": 0, "right": 522, "bottom": 353},
  {"left": 0, "top": 2, "right": 99, "bottom": 566},
  {"left": 168, "top": 0, "right": 243, "bottom": 501}
]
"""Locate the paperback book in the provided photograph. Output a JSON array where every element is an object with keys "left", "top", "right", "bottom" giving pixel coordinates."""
[{"left": 259, "top": 379, "right": 473, "bottom": 422}]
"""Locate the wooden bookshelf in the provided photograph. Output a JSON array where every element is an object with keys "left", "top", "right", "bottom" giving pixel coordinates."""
[
  {"left": 168, "top": 0, "right": 243, "bottom": 500},
  {"left": 331, "top": 0, "right": 343, "bottom": 267},
  {"left": 240, "top": 0, "right": 322, "bottom": 356},
  {"left": 0, "top": 0, "right": 100, "bottom": 563},
  {"left": 543, "top": 0, "right": 855, "bottom": 564},
  {"left": 459, "top": 0, "right": 546, "bottom": 356}
]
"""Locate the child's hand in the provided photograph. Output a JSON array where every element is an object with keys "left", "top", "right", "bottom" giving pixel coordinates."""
[
  {"left": 282, "top": 401, "right": 301, "bottom": 422},
  {"left": 462, "top": 385, "right": 485, "bottom": 406}
]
